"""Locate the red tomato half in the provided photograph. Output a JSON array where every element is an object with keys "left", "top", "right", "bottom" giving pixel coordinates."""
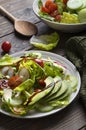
[
  {"left": 41, "top": 6, "right": 50, "bottom": 13},
  {"left": 8, "top": 75, "right": 23, "bottom": 89},
  {"left": 48, "top": 3, "right": 57, "bottom": 13},
  {"left": 45, "top": 0, "right": 53, "bottom": 8},
  {"left": 38, "top": 79, "right": 46, "bottom": 87},
  {"left": 55, "top": 15, "right": 61, "bottom": 22},
  {"left": 50, "top": 10, "right": 59, "bottom": 17}
]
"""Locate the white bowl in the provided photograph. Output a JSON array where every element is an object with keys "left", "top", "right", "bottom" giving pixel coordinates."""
[{"left": 33, "top": 0, "right": 86, "bottom": 33}]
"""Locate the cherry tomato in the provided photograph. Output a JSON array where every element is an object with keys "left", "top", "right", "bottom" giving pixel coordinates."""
[
  {"left": 48, "top": 3, "right": 57, "bottom": 13},
  {"left": 55, "top": 15, "right": 61, "bottom": 22},
  {"left": 45, "top": 0, "right": 53, "bottom": 8},
  {"left": 8, "top": 75, "right": 23, "bottom": 89},
  {"left": 38, "top": 79, "right": 46, "bottom": 87},
  {"left": 63, "top": 0, "right": 68, "bottom": 4},
  {"left": 50, "top": 10, "right": 59, "bottom": 17},
  {"left": 1, "top": 41, "right": 11, "bottom": 53},
  {"left": 41, "top": 6, "right": 50, "bottom": 13},
  {"left": 34, "top": 59, "right": 44, "bottom": 67}
]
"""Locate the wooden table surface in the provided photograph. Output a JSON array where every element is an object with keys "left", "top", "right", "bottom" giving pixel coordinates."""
[{"left": 0, "top": 0, "right": 86, "bottom": 130}]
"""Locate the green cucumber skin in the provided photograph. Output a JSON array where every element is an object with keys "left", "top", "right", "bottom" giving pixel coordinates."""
[
  {"left": 78, "top": 8, "right": 86, "bottom": 23},
  {"left": 54, "top": 84, "right": 72, "bottom": 101},
  {"left": 44, "top": 80, "right": 68, "bottom": 102},
  {"left": 28, "top": 83, "right": 54, "bottom": 105},
  {"left": 43, "top": 81, "right": 62, "bottom": 101},
  {"left": 67, "top": 0, "right": 83, "bottom": 10}
]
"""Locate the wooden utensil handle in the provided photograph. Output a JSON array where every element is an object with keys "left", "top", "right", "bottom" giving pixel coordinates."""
[{"left": 0, "top": 6, "right": 17, "bottom": 22}]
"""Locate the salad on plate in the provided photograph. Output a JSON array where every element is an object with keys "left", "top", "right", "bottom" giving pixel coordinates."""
[
  {"left": 38, "top": 0, "right": 86, "bottom": 24},
  {"left": 0, "top": 51, "right": 79, "bottom": 116}
]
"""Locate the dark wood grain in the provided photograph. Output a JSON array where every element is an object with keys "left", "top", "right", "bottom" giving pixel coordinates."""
[{"left": 0, "top": 0, "right": 86, "bottom": 130}]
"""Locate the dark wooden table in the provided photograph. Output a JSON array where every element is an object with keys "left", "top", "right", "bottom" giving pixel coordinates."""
[{"left": 0, "top": 0, "right": 86, "bottom": 130}]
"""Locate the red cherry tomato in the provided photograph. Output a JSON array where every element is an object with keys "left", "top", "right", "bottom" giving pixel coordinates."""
[
  {"left": 48, "top": 3, "right": 57, "bottom": 13},
  {"left": 63, "top": 0, "right": 68, "bottom": 4},
  {"left": 1, "top": 41, "right": 11, "bottom": 53},
  {"left": 55, "top": 15, "right": 61, "bottom": 22},
  {"left": 34, "top": 59, "right": 44, "bottom": 67},
  {"left": 8, "top": 75, "right": 23, "bottom": 89},
  {"left": 45, "top": 0, "right": 53, "bottom": 8},
  {"left": 38, "top": 79, "right": 46, "bottom": 87},
  {"left": 50, "top": 10, "right": 59, "bottom": 17},
  {"left": 41, "top": 6, "right": 50, "bottom": 13}
]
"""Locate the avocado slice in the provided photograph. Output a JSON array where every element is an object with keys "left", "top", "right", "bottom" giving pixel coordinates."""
[
  {"left": 45, "top": 80, "right": 68, "bottom": 102},
  {"left": 28, "top": 82, "right": 55, "bottom": 106},
  {"left": 44, "top": 76, "right": 54, "bottom": 87},
  {"left": 43, "top": 81, "right": 62, "bottom": 101},
  {"left": 52, "top": 81, "right": 72, "bottom": 101}
]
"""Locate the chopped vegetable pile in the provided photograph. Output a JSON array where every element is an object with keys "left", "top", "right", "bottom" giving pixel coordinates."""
[
  {"left": 38, "top": 0, "right": 86, "bottom": 24},
  {"left": 0, "top": 52, "right": 78, "bottom": 115}
]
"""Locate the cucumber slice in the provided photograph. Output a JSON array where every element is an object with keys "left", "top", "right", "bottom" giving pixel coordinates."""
[
  {"left": 82, "top": 0, "right": 86, "bottom": 8},
  {"left": 3, "top": 88, "right": 23, "bottom": 106},
  {"left": 36, "top": 104, "right": 54, "bottom": 112},
  {"left": 69, "top": 76, "right": 78, "bottom": 92},
  {"left": 78, "top": 8, "right": 86, "bottom": 23},
  {"left": 67, "top": 0, "right": 83, "bottom": 10}
]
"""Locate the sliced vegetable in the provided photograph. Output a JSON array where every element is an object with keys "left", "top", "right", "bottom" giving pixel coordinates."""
[
  {"left": 14, "top": 79, "right": 34, "bottom": 92},
  {"left": 3, "top": 88, "right": 24, "bottom": 106},
  {"left": 78, "top": 8, "right": 86, "bottom": 23},
  {"left": 0, "top": 54, "right": 22, "bottom": 67},
  {"left": 67, "top": 0, "right": 83, "bottom": 10}
]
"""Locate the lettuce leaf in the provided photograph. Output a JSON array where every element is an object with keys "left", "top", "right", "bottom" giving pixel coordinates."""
[
  {"left": 0, "top": 54, "right": 22, "bottom": 67},
  {"left": 30, "top": 32, "right": 60, "bottom": 51},
  {"left": 39, "top": 12, "right": 55, "bottom": 21},
  {"left": 19, "top": 59, "right": 45, "bottom": 80}
]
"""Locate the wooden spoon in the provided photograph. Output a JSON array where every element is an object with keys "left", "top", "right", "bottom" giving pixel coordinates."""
[{"left": 0, "top": 6, "right": 38, "bottom": 36}]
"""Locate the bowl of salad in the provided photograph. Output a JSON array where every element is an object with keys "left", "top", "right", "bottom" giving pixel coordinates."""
[
  {"left": 0, "top": 51, "right": 81, "bottom": 118},
  {"left": 33, "top": 0, "right": 86, "bottom": 32}
]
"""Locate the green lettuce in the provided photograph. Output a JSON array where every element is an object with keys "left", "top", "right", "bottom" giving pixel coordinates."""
[
  {"left": 0, "top": 54, "right": 22, "bottom": 67},
  {"left": 30, "top": 32, "right": 60, "bottom": 51}
]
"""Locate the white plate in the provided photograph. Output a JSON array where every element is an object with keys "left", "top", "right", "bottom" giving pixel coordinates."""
[{"left": 0, "top": 50, "right": 81, "bottom": 118}]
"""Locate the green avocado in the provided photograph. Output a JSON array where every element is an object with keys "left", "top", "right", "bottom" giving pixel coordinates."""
[
  {"left": 44, "top": 81, "right": 62, "bottom": 101},
  {"left": 28, "top": 81, "right": 54, "bottom": 106},
  {"left": 54, "top": 82, "right": 72, "bottom": 101},
  {"left": 45, "top": 80, "right": 68, "bottom": 102}
]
